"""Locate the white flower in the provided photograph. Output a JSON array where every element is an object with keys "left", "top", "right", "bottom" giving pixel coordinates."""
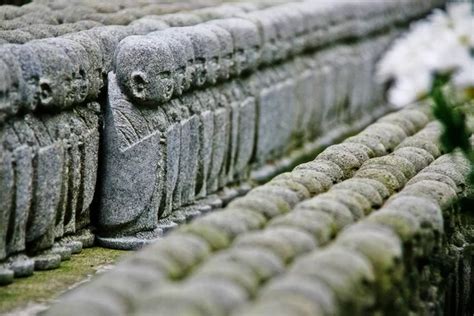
[
  {"left": 377, "top": 2, "right": 474, "bottom": 107},
  {"left": 453, "top": 58, "right": 474, "bottom": 88},
  {"left": 388, "top": 72, "right": 432, "bottom": 108}
]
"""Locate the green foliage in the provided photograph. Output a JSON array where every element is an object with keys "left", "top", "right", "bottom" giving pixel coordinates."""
[{"left": 430, "top": 76, "right": 474, "bottom": 186}]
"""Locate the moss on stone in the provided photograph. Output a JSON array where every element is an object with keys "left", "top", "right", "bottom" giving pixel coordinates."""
[{"left": 0, "top": 247, "right": 126, "bottom": 314}]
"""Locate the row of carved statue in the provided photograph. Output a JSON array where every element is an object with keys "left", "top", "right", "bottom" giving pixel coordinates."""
[
  {"left": 0, "top": 0, "right": 443, "bottom": 122},
  {"left": 0, "top": 0, "right": 445, "bottom": 284},
  {"left": 99, "top": 31, "right": 395, "bottom": 249}
]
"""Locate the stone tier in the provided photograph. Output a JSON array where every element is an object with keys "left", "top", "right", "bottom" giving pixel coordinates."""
[{"left": 43, "top": 104, "right": 473, "bottom": 315}]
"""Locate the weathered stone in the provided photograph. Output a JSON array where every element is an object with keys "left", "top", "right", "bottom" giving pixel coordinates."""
[
  {"left": 234, "top": 227, "right": 317, "bottom": 263},
  {"left": 61, "top": 31, "right": 104, "bottom": 100},
  {"left": 260, "top": 275, "right": 338, "bottom": 316},
  {"left": 228, "top": 196, "right": 285, "bottom": 220},
  {"left": 5, "top": 45, "right": 42, "bottom": 112},
  {"left": 0, "top": 45, "right": 25, "bottom": 118},
  {"left": 115, "top": 35, "right": 176, "bottom": 105},
  {"left": 337, "top": 222, "right": 403, "bottom": 295},
  {"left": 234, "top": 296, "right": 324, "bottom": 316},
  {"left": 343, "top": 134, "right": 387, "bottom": 156},
  {"left": 316, "top": 150, "right": 361, "bottom": 178},
  {"left": 394, "top": 180, "right": 458, "bottom": 210},
  {"left": 232, "top": 91, "right": 257, "bottom": 181},
  {"left": 0, "top": 144, "right": 14, "bottom": 260},
  {"left": 192, "top": 211, "right": 252, "bottom": 239},
  {"left": 34, "top": 253, "right": 61, "bottom": 270},
  {"left": 128, "top": 17, "right": 169, "bottom": 35},
  {"left": 98, "top": 74, "right": 161, "bottom": 245},
  {"left": 190, "top": 260, "right": 260, "bottom": 295},
  {"left": 296, "top": 198, "right": 355, "bottom": 231},
  {"left": 420, "top": 164, "right": 467, "bottom": 189},
  {"left": 6, "top": 253, "right": 33, "bottom": 277},
  {"left": 332, "top": 178, "right": 384, "bottom": 207},
  {"left": 290, "top": 246, "right": 376, "bottom": 309},
  {"left": 362, "top": 155, "right": 417, "bottom": 179},
  {"left": 248, "top": 185, "right": 300, "bottom": 209},
  {"left": 316, "top": 191, "right": 369, "bottom": 220},
  {"left": 294, "top": 159, "right": 345, "bottom": 184},
  {"left": 355, "top": 168, "right": 402, "bottom": 194},
  {"left": 367, "top": 208, "right": 421, "bottom": 243},
  {"left": 377, "top": 112, "right": 418, "bottom": 135},
  {"left": 25, "top": 40, "right": 76, "bottom": 110},
  {"left": 268, "top": 211, "right": 334, "bottom": 245},
  {"left": 209, "top": 18, "right": 261, "bottom": 75},
  {"left": 40, "top": 37, "right": 92, "bottom": 106},
  {"left": 393, "top": 146, "right": 433, "bottom": 172},
  {"left": 384, "top": 195, "right": 444, "bottom": 233},
  {"left": 0, "top": 266, "right": 14, "bottom": 286},
  {"left": 267, "top": 178, "right": 311, "bottom": 201},
  {"left": 407, "top": 172, "right": 458, "bottom": 193},
  {"left": 158, "top": 13, "right": 203, "bottom": 27},
  {"left": 273, "top": 171, "right": 324, "bottom": 196},
  {"left": 396, "top": 137, "right": 441, "bottom": 158},
  {"left": 150, "top": 29, "right": 195, "bottom": 96}
]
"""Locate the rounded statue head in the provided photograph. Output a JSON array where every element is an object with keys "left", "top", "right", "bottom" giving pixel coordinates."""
[
  {"left": 204, "top": 22, "right": 235, "bottom": 81},
  {"left": 128, "top": 17, "right": 169, "bottom": 35},
  {"left": 158, "top": 13, "right": 203, "bottom": 27},
  {"left": 27, "top": 40, "right": 75, "bottom": 110},
  {"left": 115, "top": 35, "right": 176, "bottom": 105},
  {"left": 0, "top": 45, "right": 28, "bottom": 116},
  {"left": 240, "top": 12, "right": 278, "bottom": 66},
  {"left": 264, "top": 9, "right": 291, "bottom": 62},
  {"left": 41, "top": 38, "right": 92, "bottom": 106},
  {"left": 0, "top": 59, "right": 12, "bottom": 122},
  {"left": 62, "top": 31, "right": 104, "bottom": 100},
  {"left": 211, "top": 18, "right": 261, "bottom": 76},
  {"left": 181, "top": 26, "right": 220, "bottom": 87},
  {"left": 278, "top": 6, "right": 306, "bottom": 55},
  {"left": 9, "top": 44, "right": 43, "bottom": 113},
  {"left": 148, "top": 30, "right": 194, "bottom": 97}
]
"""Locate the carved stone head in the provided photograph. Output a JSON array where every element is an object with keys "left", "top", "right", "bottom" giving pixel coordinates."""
[
  {"left": 115, "top": 35, "right": 176, "bottom": 105},
  {"left": 210, "top": 18, "right": 261, "bottom": 76},
  {"left": 149, "top": 29, "right": 195, "bottom": 96},
  {"left": 41, "top": 38, "right": 92, "bottom": 106},
  {"left": 202, "top": 23, "right": 234, "bottom": 81},
  {"left": 180, "top": 26, "right": 221, "bottom": 87},
  {"left": 0, "top": 45, "right": 26, "bottom": 117},
  {"left": 241, "top": 12, "right": 278, "bottom": 66},
  {"left": 0, "top": 59, "right": 12, "bottom": 122},
  {"left": 62, "top": 31, "right": 104, "bottom": 100},
  {"left": 26, "top": 40, "right": 74, "bottom": 110},
  {"left": 10, "top": 44, "right": 42, "bottom": 112}
]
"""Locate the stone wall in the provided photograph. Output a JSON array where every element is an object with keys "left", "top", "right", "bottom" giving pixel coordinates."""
[
  {"left": 98, "top": 0, "right": 446, "bottom": 249},
  {"left": 0, "top": 0, "right": 452, "bottom": 293},
  {"left": 44, "top": 104, "right": 474, "bottom": 316},
  {"left": 0, "top": 0, "right": 281, "bottom": 283}
]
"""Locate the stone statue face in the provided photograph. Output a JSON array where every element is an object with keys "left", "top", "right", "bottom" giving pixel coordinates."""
[
  {"left": 184, "top": 61, "right": 195, "bottom": 91},
  {"left": 245, "top": 45, "right": 260, "bottom": 72},
  {"left": 207, "top": 56, "right": 219, "bottom": 85},
  {"left": 115, "top": 36, "right": 176, "bottom": 105},
  {"left": 173, "top": 66, "right": 186, "bottom": 96},
  {"left": 0, "top": 47, "right": 22, "bottom": 117},
  {"left": 27, "top": 42, "right": 74, "bottom": 110},
  {"left": 261, "top": 40, "right": 277, "bottom": 65},
  {"left": 0, "top": 59, "right": 12, "bottom": 121},
  {"left": 204, "top": 23, "right": 234, "bottom": 81},
  {"left": 193, "top": 58, "right": 207, "bottom": 87},
  {"left": 129, "top": 69, "right": 174, "bottom": 104},
  {"left": 11, "top": 45, "right": 42, "bottom": 112},
  {"left": 220, "top": 53, "right": 233, "bottom": 80},
  {"left": 233, "top": 49, "right": 245, "bottom": 76}
]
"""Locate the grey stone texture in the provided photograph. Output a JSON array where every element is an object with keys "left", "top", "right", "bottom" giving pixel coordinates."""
[{"left": 0, "top": 0, "right": 455, "bottom": 297}]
